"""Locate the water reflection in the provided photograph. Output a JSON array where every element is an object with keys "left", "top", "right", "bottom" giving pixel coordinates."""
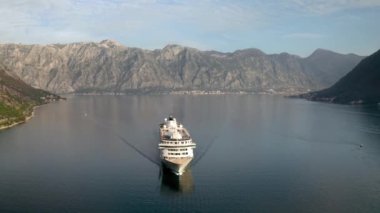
[{"left": 160, "top": 166, "right": 194, "bottom": 195}]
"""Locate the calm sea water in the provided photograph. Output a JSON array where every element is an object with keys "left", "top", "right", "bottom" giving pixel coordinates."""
[{"left": 0, "top": 95, "right": 379, "bottom": 212}]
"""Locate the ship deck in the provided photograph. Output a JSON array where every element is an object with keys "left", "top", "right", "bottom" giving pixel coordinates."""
[{"left": 160, "top": 123, "right": 191, "bottom": 141}]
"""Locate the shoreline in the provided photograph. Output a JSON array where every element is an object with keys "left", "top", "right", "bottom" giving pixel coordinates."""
[
  {"left": 0, "top": 97, "right": 62, "bottom": 131},
  {"left": 0, "top": 106, "right": 37, "bottom": 131},
  {"left": 70, "top": 91, "right": 300, "bottom": 96},
  {"left": 60, "top": 88, "right": 313, "bottom": 96}
]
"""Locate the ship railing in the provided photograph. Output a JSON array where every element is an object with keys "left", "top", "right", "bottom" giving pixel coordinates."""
[
  {"left": 159, "top": 143, "right": 195, "bottom": 146},
  {"left": 159, "top": 144, "right": 196, "bottom": 149},
  {"left": 163, "top": 156, "right": 192, "bottom": 160},
  {"left": 160, "top": 139, "right": 193, "bottom": 144}
]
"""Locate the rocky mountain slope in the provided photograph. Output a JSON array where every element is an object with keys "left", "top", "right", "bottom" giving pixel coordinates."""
[
  {"left": 300, "top": 49, "right": 380, "bottom": 105},
  {"left": 0, "top": 64, "right": 60, "bottom": 128},
  {"left": 0, "top": 40, "right": 364, "bottom": 95}
]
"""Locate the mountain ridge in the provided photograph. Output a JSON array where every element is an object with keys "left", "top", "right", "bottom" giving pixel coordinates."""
[
  {"left": 0, "top": 41, "right": 365, "bottom": 95},
  {"left": 299, "top": 49, "right": 380, "bottom": 105}
]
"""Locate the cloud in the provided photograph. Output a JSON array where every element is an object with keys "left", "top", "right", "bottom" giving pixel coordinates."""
[
  {"left": 0, "top": 0, "right": 378, "bottom": 56},
  {"left": 0, "top": 0, "right": 264, "bottom": 45},
  {"left": 283, "top": 33, "right": 327, "bottom": 39},
  {"left": 289, "top": 0, "right": 380, "bottom": 14},
  {"left": 0, "top": 1, "right": 97, "bottom": 43}
]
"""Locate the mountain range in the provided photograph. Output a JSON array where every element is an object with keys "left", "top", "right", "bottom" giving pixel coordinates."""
[
  {"left": 0, "top": 40, "right": 364, "bottom": 95},
  {"left": 300, "top": 49, "right": 380, "bottom": 105}
]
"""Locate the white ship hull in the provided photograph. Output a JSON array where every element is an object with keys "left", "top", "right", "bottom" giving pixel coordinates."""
[{"left": 161, "top": 157, "right": 192, "bottom": 175}]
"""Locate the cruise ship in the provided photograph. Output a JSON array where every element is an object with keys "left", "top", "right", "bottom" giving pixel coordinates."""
[{"left": 159, "top": 116, "right": 196, "bottom": 175}]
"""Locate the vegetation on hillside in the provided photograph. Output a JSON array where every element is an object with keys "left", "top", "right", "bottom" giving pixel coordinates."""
[{"left": 0, "top": 65, "right": 60, "bottom": 129}]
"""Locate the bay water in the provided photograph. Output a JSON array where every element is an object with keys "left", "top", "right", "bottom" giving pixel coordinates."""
[{"left": 0, "top": 95, "right": 379, "bottom": 212}]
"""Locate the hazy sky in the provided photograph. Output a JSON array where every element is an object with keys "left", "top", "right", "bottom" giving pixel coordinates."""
[{"left": 0, "top": 0, "right": 379, "bottom": 56}]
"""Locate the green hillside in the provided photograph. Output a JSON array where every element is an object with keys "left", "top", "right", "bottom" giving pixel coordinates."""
[{"left": 0, "top": 66, "right": 60, "bottom": 128}]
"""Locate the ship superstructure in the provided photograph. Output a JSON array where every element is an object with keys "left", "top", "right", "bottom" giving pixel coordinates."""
[{"left": 159, "top": 116, "right": 196, "bottom": 175}]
